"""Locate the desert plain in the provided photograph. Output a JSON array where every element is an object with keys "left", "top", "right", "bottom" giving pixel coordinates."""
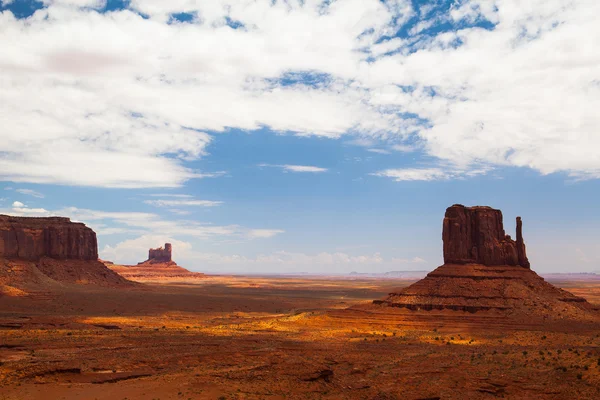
[{"left": 2, "top": 273, "right": 600, "bottom": 400}]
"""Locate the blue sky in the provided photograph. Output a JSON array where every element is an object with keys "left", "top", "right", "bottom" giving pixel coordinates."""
[{"left": 0, "top": 0, "right": 598, "bottom": 273}]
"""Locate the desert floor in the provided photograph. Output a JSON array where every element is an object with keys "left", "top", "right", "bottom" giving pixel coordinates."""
[{"left": 1, "top": 275, "right": 600, "bottom": 400}]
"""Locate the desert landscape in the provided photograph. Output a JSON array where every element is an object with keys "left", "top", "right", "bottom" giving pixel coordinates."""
[
  {"left": 1, "top": 1, "right": 598, "bottom": 399},
  {"left": 2, "top": 207, "right": 600, "bottom": 400}
]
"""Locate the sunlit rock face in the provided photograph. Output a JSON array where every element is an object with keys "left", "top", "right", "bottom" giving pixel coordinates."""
[
  {"left": 0, "top": 215, "right": 98, "bottom": 261},
  {"left": 442, "top": 204, "right": 530, "bottom": 268},
  {"left": 145, "top": 243, "right": 172, "bottom": 263},
  {"left": 376, "top": 205, "right": 595, "bottom": 316}
]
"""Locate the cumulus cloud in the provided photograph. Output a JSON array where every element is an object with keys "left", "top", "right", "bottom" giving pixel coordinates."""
[
  {"left": 10, "top": 200, "right": 48, "bottom": 214},
  {"left": 0, "top": 0, "right": 598, "bottom": 188}
]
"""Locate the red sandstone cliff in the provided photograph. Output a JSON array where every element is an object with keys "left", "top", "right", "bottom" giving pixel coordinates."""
[
  {"left": 0, "top": 215, "right": 98, "bottom": 261},
  {"left": 0, "top": 215, "right": 131, "bottom": 292},
  {"left": 442, "top": 204, "right": 530, "bottom": 268}
]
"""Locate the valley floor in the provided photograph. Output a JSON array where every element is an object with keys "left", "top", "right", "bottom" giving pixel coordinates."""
[{"left": 1, "top": 275, "right": 600, "bottom": 399}]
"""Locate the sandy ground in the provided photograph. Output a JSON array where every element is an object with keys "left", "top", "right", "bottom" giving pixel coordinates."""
[{"left": 1, "top": 275, "right": 600, "bottom": 399}]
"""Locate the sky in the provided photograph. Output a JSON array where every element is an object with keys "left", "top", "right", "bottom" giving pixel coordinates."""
[{"left": 0, "top": 0, "right": 599, "bottom": 274}]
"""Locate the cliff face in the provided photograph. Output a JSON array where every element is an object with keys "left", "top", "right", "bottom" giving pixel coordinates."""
[
  {"left": 442, "top": 205, "right": 530, "bottom": 268},
  {"left": 376, "top": 204, "right": 596, "bottom": 318},
  {"left": 146, "top": 243, "right": 172, "bottom": 263},
  {"left": 0, "top": 215, "right": 98, "bottom": 261}
]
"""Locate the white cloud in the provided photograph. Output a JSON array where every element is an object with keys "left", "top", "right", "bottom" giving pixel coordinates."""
[
  {"left": 247, "top": 229, "right": 285, "bottom": 239},
  {"left": 259, "top": 163, "right": 328, "bottom": 173},
  {"left": 372, "top": 166, "right": 490, "bottom": 181},
  {"left": 144, "top": 199, "right": 223, "bottom": 207},
  {"left": 42, "top": 0, "right": 107, "bottom": 8},
  {"left": 9, "top": 200, "right": 49, "bottom": 214},
  {"left": 0, "top": 0, "right": 598, "bottom": 187},
  {"left": 391, "top": 144, "right": 417, "bottom": 153},
  {"left": 15, "top": 188, "right": 45, "bottom": 198},
  {"left": 0, "top": 203, "right": 283, "bottom": 241},
  {"left": 167, "top": 209, "right": 192, "bottom": 215},
  {"left": 367, "top": 148, "right": 391, "bottom": 155},
  {"left": 147, "top": 194, "right": 193, "bottom": 198}
]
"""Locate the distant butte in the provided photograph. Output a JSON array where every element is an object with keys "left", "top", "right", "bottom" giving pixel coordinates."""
[
  {"left": 143, "top": 243, "right": 173, "bottom": 264},
  {"left": 107, "top": 243, "right": 204, "bottom": 282},
  {"left": 375, "top": 205, "right": 597, "bottom": 318}
]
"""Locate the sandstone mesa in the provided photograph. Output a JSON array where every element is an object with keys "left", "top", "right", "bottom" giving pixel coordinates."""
[{"left": 0, "top": 215, "right": 130, "bottom": 292}]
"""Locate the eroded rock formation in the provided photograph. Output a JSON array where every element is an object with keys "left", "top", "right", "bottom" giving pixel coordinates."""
[
  {"left": 0, "top": 215, "right": 98, "bottom": 261},
  {"left": 376, "top": 204, "right": 595, "bottom": 317},
  {"left": 442, "top": 204, "right": 529, "bottom": 268},
  {"left": 145, "top": 243, "right": 172, "bottom": 263},
  {"left": 109, "top": 243, "right": 204, "bottom": 282},
  {"left": 0, "top": 215, "right": 131, "bottom": 291}
]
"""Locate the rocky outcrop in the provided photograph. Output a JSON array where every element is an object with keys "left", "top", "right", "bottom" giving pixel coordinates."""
[
  {"left": 108, "top": 243, "right": 204, "bottom": 282},
  {"left": 376, "top": 204, "right": 596, "bottom": 317},
  {"left": 0, "top": 215, "right": 98, "bottom": 261},
  {"left": 144, "top": 243, "right": 172, "bottom": 264},
  {"left": 0, "top": 215, "right": 132, "bottom": 292},
  {"left": 442, "top": 205, "right": 530, "bottom": 268}
]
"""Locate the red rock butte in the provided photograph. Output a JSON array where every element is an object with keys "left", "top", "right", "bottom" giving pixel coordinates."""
[
  {"left": 443, "top": 205, "right": 530, "bottom": 268},
  {"left": 108, "top": 243, "right": 204, "bottom": 282},
  {"left": 0, "top": 215, "right": 130, "bottom": 291},
  {"left": 145, "top": 243, "right": 172, "bottom": 264},
  {"left": 0, "top": 215, "right": 98, "bottom": 261},
  {"left": 375, "top": 205, "right": 597, "bottom": 318}
]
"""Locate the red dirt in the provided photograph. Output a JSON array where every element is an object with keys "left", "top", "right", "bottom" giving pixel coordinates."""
[{"left": 1, "top": 275, "right": 600, "bottom": 399}]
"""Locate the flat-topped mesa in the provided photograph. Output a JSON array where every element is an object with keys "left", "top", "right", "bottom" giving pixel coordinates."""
[
  {"left": 0, "top": 214, "right": 98, "bottom": 261},
  {"left": 146, "top": 243, "right": 172, "bottom": 263},
  {"left": 442, "top": 204, "right": 530, "bottom": 268}
]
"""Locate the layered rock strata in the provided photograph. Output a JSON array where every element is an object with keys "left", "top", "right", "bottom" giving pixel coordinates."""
[
  {"left": 0, "top": 215, "right": 130, "bottom": 292},
  {"left": 144, "top": 243, "right": 172, "bottom": 264},
  {"left": 0, "top": 215, "right": 98, "bottom": 261},
  {"left": 376, "top": 205, "right": 594, "bottom": 316},
  {"left": 442, "top": 205, "right": 529, "bottom": 267}
]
